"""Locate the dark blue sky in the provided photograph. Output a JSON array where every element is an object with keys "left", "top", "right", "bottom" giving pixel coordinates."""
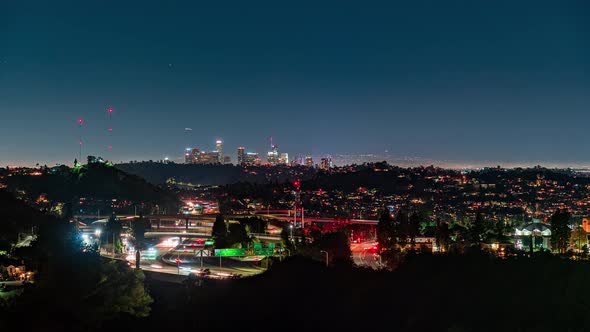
[{"left": 0, "top": 0, "right": 588, "bottom": 166}]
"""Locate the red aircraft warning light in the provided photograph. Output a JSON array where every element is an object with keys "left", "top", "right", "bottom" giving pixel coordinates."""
[
  {"left": 294, "top": 179, "right": 301, "bottom": 190},
  {"left": 77, "top": 118, "right": 84, "bottom": 125}
]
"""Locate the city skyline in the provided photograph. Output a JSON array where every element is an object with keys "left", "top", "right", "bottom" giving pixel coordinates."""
[{"left": 1, "top": 1, "right": 588, "bottom": 167}]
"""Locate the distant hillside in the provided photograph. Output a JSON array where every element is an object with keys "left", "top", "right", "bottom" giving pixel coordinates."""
[
  {"left": 115, "top": 162, "right": 317, "bottom": 186},
  {"left": 3, "top": 163, "right": 178, "bottom": 208}
]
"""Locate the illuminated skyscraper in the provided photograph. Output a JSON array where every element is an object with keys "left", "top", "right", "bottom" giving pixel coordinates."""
[
  {"left": 191, "top": 148, "right": 201, "bottom": 163},
  {"left": 216, "top": 140, "right": 223, "bottom": 163},
  {"left": 237, "top": 147, "right": 246, "bottom": 165},
  {"left": 185, "top": 148, "right": 201, "bottom": 164},
  {"left": 305, "top": 156, "right": 314, "bottom": 167},
  {"left": 280, "top": 153, "right": 289, "bottom": 165},
  {"left": 245, "top": 152, "right": 261, "bottom": 166},
  {"left": 320, "top": 157, "right": 332, "bottom": 170},
  {"left": 198, "top": 151, "right": 219, "bottom": 164},
  {"left": 267, "top": 144, "right": 280, "bottom": 165},
  {"left": 184, "top": 148, "right": 192, "bottom": 164}
]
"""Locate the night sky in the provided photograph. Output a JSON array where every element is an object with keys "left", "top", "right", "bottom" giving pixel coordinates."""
[{"left": 0, "top": 1, "right": 588, "bottom": 167}]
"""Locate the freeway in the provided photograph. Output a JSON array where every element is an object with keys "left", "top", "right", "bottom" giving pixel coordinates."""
[
  {"left": 128, "top": 242, "right": 266, "bottom": 278},
  {"left": 350, "top": 241, "right": 382, "bottom": 269}
]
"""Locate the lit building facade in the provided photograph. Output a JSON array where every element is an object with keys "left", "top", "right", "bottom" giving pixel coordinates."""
[
  {"left": 216, "top": 140, "right": 223, "bottom": 163},
  {"left": 280, "top": 153, "right": 289, "bottom": 165},
  {"left": 320, "top": 157, "right": 332, "bottom": 170},
  {"left": 237, "top": 147, "right": 246, "bottom": 165},
  {"left": 245, "top": 152, "right": 261, "bottom": 166},
  {"left": 267, "top": 144, "right": 280, "bottom": 165}
]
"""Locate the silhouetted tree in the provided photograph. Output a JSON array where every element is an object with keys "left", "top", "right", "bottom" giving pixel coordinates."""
[
  {"left": 9, "top": 200, "right": 152, "bottom": 329},
  {"left": 550, "top": 209, "right": 571, "bottom": 254},
  {"left": 408, "top": 212, "right": 422, "bottom": 250},
  {"left": 212, "top": 214, "right": 228, "bottom": 248},
  {"left": 131, "top": 214, "right": 150, "bottom": 269},
  {"left": 469, "top": 213, "right": 486, "bottom": 244},
  {"left": 105, "top": 212, "right": 123, "bottom": 253},
  {"left": 397, "top": 211, "right": 410, "bottom": 246},
  {"left": 315, "top": 231, "right": 352, "bottom": 266},
  {"left": 227, "top": 222, "right": 249, "bottom": 248},
  {"left": 435, "top": 218, "right": 450, "bottom": 252},
  {"left": 377, "top": 209, "right": 396, "bottom": 251}
]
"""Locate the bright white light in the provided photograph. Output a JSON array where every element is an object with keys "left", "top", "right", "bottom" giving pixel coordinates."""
[{"left": 160, "top": 238, "right": 180, "bottom": 248}]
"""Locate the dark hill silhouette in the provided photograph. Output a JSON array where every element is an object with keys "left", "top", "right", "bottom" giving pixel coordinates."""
[
  {"left": 115, "top": 162, "right": 317, "bottom": 185},
  {"left": 3, "top": 163, "right": 178, "bottom": 207},
  {"left": 0, "top": 190, "right": 53, "bottom": 250}
]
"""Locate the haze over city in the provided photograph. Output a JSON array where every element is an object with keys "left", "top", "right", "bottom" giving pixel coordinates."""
[{"left": 1, "top": 0, "right": 588, "bottom": 167}]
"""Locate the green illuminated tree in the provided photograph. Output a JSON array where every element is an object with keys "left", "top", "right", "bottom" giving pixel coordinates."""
[{"left": 570, "top": 225, "right": 587, "bottom": 253}]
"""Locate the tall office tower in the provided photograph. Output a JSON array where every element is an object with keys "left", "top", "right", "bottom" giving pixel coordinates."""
[
  {"left": 216, "top": 140, "right": 223, "bottom": 163},
  {"left": 320, "top": 157, "right": 332, "bottom": 170},
  {"left": 305, "top": 156, "right": 314, "bottom": 167},
  {"left": 267, "top": 144, "right": 280, "bottom": 165},
  {"left": 237, "top": 147, "right": 246, "bottom": 165},
  {"left": 198, "top": 151, "right": 219, "bottom": 164},
  {"left": 245, "top": 152, "right": 261, "bottom": 166},
  {"left": 280, "top": 153, "right": 289, "bottom": 165},
  {"left": 223, "top": 156, "right": 231, "bottom": 164},
  {"left": 191, "top": 148, "right": 201, "bottom": 164},
  {"left": 184, "top": 148, "right": 192, "bottom": 164}
]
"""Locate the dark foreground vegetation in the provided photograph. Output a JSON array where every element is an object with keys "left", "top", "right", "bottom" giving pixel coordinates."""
[
  {"left": 107, "top": 254, "right": 590, "bottom": 332},
  {"left": 5, "top": 252, "right": 590, "bottom": 331}
]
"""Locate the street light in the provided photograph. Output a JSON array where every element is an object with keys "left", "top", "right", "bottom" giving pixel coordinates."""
[
  {"left": 320, "top": 250, "right": 329, "bottom": 267},
  {"left": 289, "top": 224, "right": 294, "bottom": 242}
]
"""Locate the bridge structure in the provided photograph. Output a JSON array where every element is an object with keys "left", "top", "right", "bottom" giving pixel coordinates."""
[{"left": 254, "top": 212, "right": 379, "bottom": 226}]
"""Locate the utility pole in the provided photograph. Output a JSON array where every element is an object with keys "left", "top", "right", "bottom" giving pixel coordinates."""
[{"left": 320, "top": 250, "right": 329, "bottom": 267}]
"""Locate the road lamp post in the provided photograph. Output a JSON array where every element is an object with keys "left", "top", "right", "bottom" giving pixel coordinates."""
[
  {"left": 320, "top": 250, "right": 329, "bottom": 267},
  {"left": 289, "top": 224, "right": 294, "bottom": 242}
]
